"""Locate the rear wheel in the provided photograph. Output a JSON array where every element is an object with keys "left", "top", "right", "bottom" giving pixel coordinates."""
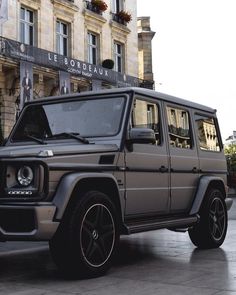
[
  {"left": 188, "top": 188, "right": 227, "bottom": 249},
  {"left": 49, "top": 191, "right": 119, "bottom": 278}
]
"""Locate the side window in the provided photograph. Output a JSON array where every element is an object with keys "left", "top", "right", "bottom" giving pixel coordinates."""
[
  {"left": 167, "top": 106, "right": 192, "bottom": 149},
  {"left": 195, "top": 114, "right": 221, "bottom": 152},
  {"left": 132, "top": 99, "right": 161, "bottom": 145}
]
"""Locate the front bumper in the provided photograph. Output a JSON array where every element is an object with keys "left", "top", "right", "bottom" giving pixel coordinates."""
[{"left": 0, "top": 204, "right": 59, "bottom": 241}]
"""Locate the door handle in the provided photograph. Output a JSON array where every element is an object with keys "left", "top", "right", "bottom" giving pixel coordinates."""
[
  {"left": 192, "top": 167, "right": 198, "bottom": 173},
  {"left": 159, "top": 166, "right": 168, "bottom": 173}
]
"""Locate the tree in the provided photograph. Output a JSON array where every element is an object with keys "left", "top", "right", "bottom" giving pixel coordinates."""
[{"left": 225, "top": 144, "right": 236, "bottom": 187}]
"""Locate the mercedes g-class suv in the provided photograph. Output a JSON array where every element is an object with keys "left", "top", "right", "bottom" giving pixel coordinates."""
[{"left": 0, "top": 87, "right": 232, "bottom": 277}]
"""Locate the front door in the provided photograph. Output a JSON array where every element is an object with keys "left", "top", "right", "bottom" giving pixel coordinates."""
[{"left": 125, "top": 97, "right": 170, "bottom": 217}]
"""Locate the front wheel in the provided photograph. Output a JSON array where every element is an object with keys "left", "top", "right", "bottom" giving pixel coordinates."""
[
  {"left": 49, "top": 191, "right": 120, "bottom": 278},
  {"left": 188, "top": 188, "right": 228, "bottom": 249}
]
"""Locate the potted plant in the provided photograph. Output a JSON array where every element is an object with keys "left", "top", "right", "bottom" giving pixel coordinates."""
[
  {"left": 91, "top": 0, "right": 108, "bottom": 12},
  {"left": 117, "top": 10, "right": 132, "bottom": 23},
  {"left": 102, "top": 59, "right": 114, "bottom": 69}
]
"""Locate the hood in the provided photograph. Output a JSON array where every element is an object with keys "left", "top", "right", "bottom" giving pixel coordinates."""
[{"left": 0, "top": 143, "right": 119, "bottom": 158}]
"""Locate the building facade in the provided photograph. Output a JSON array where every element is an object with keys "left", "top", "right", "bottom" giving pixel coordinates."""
[
  {"left": 137, "top": 16, "right": 155, "bottom": 89},
  {"left": 225, "top": 131, "right": 236, "bottom": 146},
  {"left": 0, "top": 0, "right": 140, "bottom": 138}
]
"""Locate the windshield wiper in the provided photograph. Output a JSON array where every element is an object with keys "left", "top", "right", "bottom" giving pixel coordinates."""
[
  {"left": 25, "top": 134, "right": 47, "bottom": 145},
  {"left": 50, "top": 132, "right": 90, "bottom": 144}
]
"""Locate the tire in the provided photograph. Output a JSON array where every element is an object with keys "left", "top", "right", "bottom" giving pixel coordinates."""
[
  {"left": 188, "top": 188, "right": 228, "bottom": 249},
  {"left": 49, "top": 191, "right": 120, "bottom": 278}
]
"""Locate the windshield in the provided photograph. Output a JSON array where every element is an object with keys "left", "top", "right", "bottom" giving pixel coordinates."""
[{"left": 11, "top": 96, "right": 126, "bottom": 142}]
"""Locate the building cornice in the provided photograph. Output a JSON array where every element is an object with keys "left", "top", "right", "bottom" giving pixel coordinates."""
[
  {"left": 19, "top": 0, "right": 41, "bottom": 10},
  {"left": 110, "top": 20, "right": 131, "bottom": 36},
  {"left": 138, "top": 31, "right": 156, "bottom": 40},
  {"left": 83, "top": 9, "right": 107, "bottom": 28},
  {"left": 51, "top": 0, "right": 79, "bottom": 13}
]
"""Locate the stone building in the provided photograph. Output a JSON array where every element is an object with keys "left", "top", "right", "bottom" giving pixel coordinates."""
[
  {"left": 137, "top": 16, "right": 155, "bottom": 89},
  {"left": 0, "top": 0, "right": 141, "bottom": 138}
]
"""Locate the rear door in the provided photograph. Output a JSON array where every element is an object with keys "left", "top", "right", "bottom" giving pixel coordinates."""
[
  {"left": 124, "top": 96, "right": 170, "bottom": 217},
  {"left": 164, "top": 104, "right": 200, "bottom": 213}
]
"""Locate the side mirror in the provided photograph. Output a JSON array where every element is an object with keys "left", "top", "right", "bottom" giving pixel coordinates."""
[{"left": 127, "top": 128, "right": 156, "bottom": 146}]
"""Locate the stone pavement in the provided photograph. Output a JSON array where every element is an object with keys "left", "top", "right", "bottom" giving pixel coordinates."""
[{"left": 0, "top": 197, "right": 235, "bottom": 295}]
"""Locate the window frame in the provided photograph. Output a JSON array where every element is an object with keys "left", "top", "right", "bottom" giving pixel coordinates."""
[
  {"left": 166, "top": 105, "right": 193, "bottom": 150},
  {"left": 114, "top": 41, "right": 124, "bottom": 73},
  {"left": 56, "top": 20, "right": 69, "bottom": 56},
  {"left": 131, "top": 97, "right": 162, "bottom": 146},
  {"left": 112, "top": 0, "right": 124, "bottom": 13},
  {"left": 20, "top": 6, "right": 35, "bottom": 46},
  {"left": 87, "top": 31, "right": 99, "bottom": 65},
  {"left": 194, "top": 112, "right": 222, "bottom": 152}
]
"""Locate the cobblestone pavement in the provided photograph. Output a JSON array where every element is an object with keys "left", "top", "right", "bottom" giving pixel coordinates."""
[{"left": 0, "top": 197, "right": 235, "bottom": 295}]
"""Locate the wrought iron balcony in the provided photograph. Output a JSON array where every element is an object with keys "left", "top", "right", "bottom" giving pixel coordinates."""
[
  {"left": 111, "top": 12, "right": 126, "bottom": 25},
  {"left": 85, "top": 0, "right": 103, "bottom": 15}
]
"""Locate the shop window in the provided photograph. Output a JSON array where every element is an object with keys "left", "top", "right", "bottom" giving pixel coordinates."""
[
  {"left": 167, "top": 107, "right": 192, "bottom": 149},
  {"left": 132, "top": 99, "right": 161, "bottom": 145},
  {"left": 56, "top": 20, "right": 69, "bottom": 56},
  {"left": 20, "top": 7, "right": 35, "bottom": 46},
  {"left": 114, "top": 42, "right": 124, "bottom": 73},
  {"left": 195, "top": 114, "right": 221, "bottom": 152},
  {"left": 87, "top": 32, "right": 99, "bottom": 65}
]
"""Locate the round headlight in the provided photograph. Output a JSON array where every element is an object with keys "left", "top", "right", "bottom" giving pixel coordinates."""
[{"left": 17, "top": 166, "right": 34, "bottom": 187}]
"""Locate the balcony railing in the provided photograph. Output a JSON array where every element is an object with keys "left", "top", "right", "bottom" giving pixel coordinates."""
[
  {"left": 111, "top": 12, "right": 126, "bottom": 25},
  {"left": 85, "top": 1, "right": 103, "bottom": 15}
]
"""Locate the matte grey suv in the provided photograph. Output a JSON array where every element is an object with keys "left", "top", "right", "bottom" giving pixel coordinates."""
[{"left": 0, "top": 87, "right": 232, "bottom": 277}]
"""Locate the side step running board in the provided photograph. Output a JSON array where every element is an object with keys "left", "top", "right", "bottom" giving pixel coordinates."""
[{"left": 123, "top": 215, "right": 199, "bottom": 235}]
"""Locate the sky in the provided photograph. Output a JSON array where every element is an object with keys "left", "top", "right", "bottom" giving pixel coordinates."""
[{"left": 137, "top": 0, "right": 236, "bottom": 141}]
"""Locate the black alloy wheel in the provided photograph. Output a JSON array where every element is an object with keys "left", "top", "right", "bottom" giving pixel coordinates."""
[
  {"left": 188, "top": 188, "right": 227, "bottom": 249},
  {"left": 49, "top": 191, "right": 119, "bottom": 278},
  {"left": 80, "top": 203, "right": 116, "bottom": 268},
  {"left": 208, "top": 196, "right": 227, "bottom": 242}
]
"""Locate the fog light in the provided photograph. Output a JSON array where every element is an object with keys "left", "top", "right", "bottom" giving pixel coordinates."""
[{"left": 17, "top": 166, "right": 34, "bottom": 187}]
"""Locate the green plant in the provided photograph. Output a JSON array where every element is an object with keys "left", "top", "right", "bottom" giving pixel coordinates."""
[
  {"left": 102, "top": 59, "right": 114, "bottom": 69},
  {"left": 91, "top": 0, "right": 108, "bottom": 12},
  {"left": 117, "top": 10, "right": 132, "bottom": 23},
  {"left": 225, "top": 144, "right": 236, "bottom": 187},
  {"left": 225, "top": 144, "right": 236, "bottom": 171}
]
